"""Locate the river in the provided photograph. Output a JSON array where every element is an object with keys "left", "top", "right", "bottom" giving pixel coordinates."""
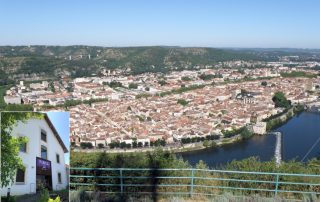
[{"left": 180, "top": 112, "right": 320, "bottom": 168}]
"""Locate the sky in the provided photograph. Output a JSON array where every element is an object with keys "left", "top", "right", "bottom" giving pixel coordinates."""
[
  {"left": 0, "top": 0, "right": 320, "bottom": 48},
  {"left": 47, "top": 112, "right": 70, "bottom": 165}
]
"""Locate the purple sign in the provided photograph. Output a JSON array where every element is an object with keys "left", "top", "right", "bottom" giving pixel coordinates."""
[{"left": 36, "top": 157, "right": 52, "bottom": 175}]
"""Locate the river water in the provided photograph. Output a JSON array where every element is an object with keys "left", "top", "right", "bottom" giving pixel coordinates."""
[{"left": 180, "top": 112, "right": 320, "bottom": 168}]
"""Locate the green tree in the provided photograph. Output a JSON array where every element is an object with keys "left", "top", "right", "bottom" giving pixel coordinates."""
[
  {"left": 210, "top": 141, "right": 217, "bottom": 148},
  {"left": 177, "top": 99, "right": 188, "bottom": 106},
  {"left": 199, "top": 74, "right": 215, "bottom": 80},
  {"left": 128, "top": 83, "right": 138, "bottom": 89},
  {"left": 132, "top": 141, "right": 138, "bottom": 148},
  {"left": 272, "top": 91, "right": 291, "bottom": 108},
  {"left": 80, "top": 142, "right": 93, "bottom": 149},
  {"left": 240, "top": 127, "right": 253, "bottom": 139},
  {"left": 109, "top": 142, "right": 115, "bottom": 149},
  {"left": 1, "top": 112, "right": 44, "bottom": 187},
  {"left": 120, "top": 142, "right": 127, "bottom": 149},
  {"left": 158, "top": 80, "right": 168, "bottom": 86},
  {"left": 108, "top": 81, "right": 123, "bottom": 88},
  {"left": 181, "top": 76, "right": 192, "bottom": 81},
  {"left": 203, "top": 140, "right": 209, "bottom": 147},
  {"left": 49, "top": 81, "right": 55, "bottom": 92},
  {"left": 160, "top": 139, "right": 166, "bottom": 146}
]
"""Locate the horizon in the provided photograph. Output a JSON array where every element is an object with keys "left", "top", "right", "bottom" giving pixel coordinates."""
[
  {"left": 1, "top": 44, "right": 320, "bottom": 50},
  {"left": 1, "top": 0, "right": 320, "bottom": 48}
]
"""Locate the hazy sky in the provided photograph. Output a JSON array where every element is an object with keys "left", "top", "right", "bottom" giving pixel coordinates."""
[{"left": 1, "top": 0, "right": 319, "bottom": 48}]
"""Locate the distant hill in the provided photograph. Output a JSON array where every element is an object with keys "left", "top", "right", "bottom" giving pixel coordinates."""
[{"left": 0, "top": 46, "right": 319, "bottom": 84}]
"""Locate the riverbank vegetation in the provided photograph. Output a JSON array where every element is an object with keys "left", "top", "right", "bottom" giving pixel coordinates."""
[
  {"left": 221, "top": 126, "right": 252, "bottom": 138},
  {"left": 181, "top": 134, "right": 220, "bottom": 144},
  {"left": 265, "top": 104, "right": 304, "bottom": 131},
  {"left": 265, "top": 91, "right": 305, "bottom": 131},
  {"left": 75, "top": 138, "right": 167, "bottom": 150},
  {"left": 71, "top": 149, "right": 320, "bottom": 173},
  {"left": 221, "top": 129, "right": 237, "bottom": 138}
]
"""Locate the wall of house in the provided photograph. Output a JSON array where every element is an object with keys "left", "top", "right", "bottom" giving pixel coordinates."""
[{"left": 1, "top": 118, "right": 68, "bottom": 196}]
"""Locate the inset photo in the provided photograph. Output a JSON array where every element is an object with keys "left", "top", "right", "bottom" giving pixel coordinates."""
[{"left": 1, "top": 111, "right": 69, "bottom": 202}]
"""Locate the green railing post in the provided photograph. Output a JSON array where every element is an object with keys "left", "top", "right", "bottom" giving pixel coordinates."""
[
  {"left": 120, "top": 168, "right": 123, "bottom": 195},
  {"left": 274, "top": 174, "right": 279, "bottom": 197},
  {"left": 190, "top": 169, "right": 195, "bottom": 197}
]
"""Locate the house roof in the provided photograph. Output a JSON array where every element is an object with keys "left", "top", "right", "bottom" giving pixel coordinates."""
[{"left": 44, "top": 114, "right": 69, "bottom": 153}]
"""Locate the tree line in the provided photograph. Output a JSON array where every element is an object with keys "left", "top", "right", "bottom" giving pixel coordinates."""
[
  {"left": 77, "top": 139, "right": 166, "bottom": 150},
  {"left": 180, "top": 134, "right": 220, "bottom": 144}
]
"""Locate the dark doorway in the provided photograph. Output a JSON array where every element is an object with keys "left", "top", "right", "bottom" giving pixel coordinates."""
[
  {"left": 36, "top": 157, "right": 52, "bottom": 191},
  {"left": 36, "top": 175, "right": 52, "bottom": 191}
]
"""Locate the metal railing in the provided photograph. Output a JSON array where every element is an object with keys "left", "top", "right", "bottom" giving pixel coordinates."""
[{"left": 69, "top": 168, "right": 320, "bottom": 199}]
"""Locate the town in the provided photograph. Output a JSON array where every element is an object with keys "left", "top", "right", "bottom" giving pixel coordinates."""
[{"left": 3, "top": 60, "right": 320, "bottom": 151}]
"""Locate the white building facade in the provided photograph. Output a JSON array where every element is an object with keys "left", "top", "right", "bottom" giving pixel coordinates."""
[{"left": 1, "top": 115, "right": 69, "bottom": 196}]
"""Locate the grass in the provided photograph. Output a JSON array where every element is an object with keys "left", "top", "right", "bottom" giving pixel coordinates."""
[
  {"left": 1, "top": 196, "right": 17, "bottom": 202},
  {"left": 69, "top": 190, "right": 318, "bottom": 202}
]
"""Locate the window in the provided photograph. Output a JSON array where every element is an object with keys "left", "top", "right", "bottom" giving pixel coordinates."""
[
  {"left": 58, "top": 172, "right": 62, "bottom": 184},
  {"left": 41, "top": 145, "right": 47, "bottom": 159},
  {"left": 16, "top": 168, "right": 25, "bottom": 183},
  {"left": 56, "top": 154, "right": 60, "bottom": 164},
  {"left": 41, "top": 130, "right": 47, "bottom": 142},
  {"left": 20, "top": 142, "right": 27, "bottom": 153}
]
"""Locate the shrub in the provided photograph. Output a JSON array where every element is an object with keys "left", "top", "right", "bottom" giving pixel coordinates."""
[
  {"left": 39, "top": 189, "right": 49, "bottom": 202},
  {"left": 240, "top": 127, "right": 253, "bottom": 139},
  {"left": 128, "top": 83, "right": 138, "bottom": 89},
  {"left": 48, "top": 196, "right": 60, "bottom": 202}
]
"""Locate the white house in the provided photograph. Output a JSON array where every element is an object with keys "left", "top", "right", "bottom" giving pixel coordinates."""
[
  {"left": 1, "top": 114, "right": 69, "bottom": 196},
  {"left": 4, "top": 96, "right": 22, "bottom": 104}
]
